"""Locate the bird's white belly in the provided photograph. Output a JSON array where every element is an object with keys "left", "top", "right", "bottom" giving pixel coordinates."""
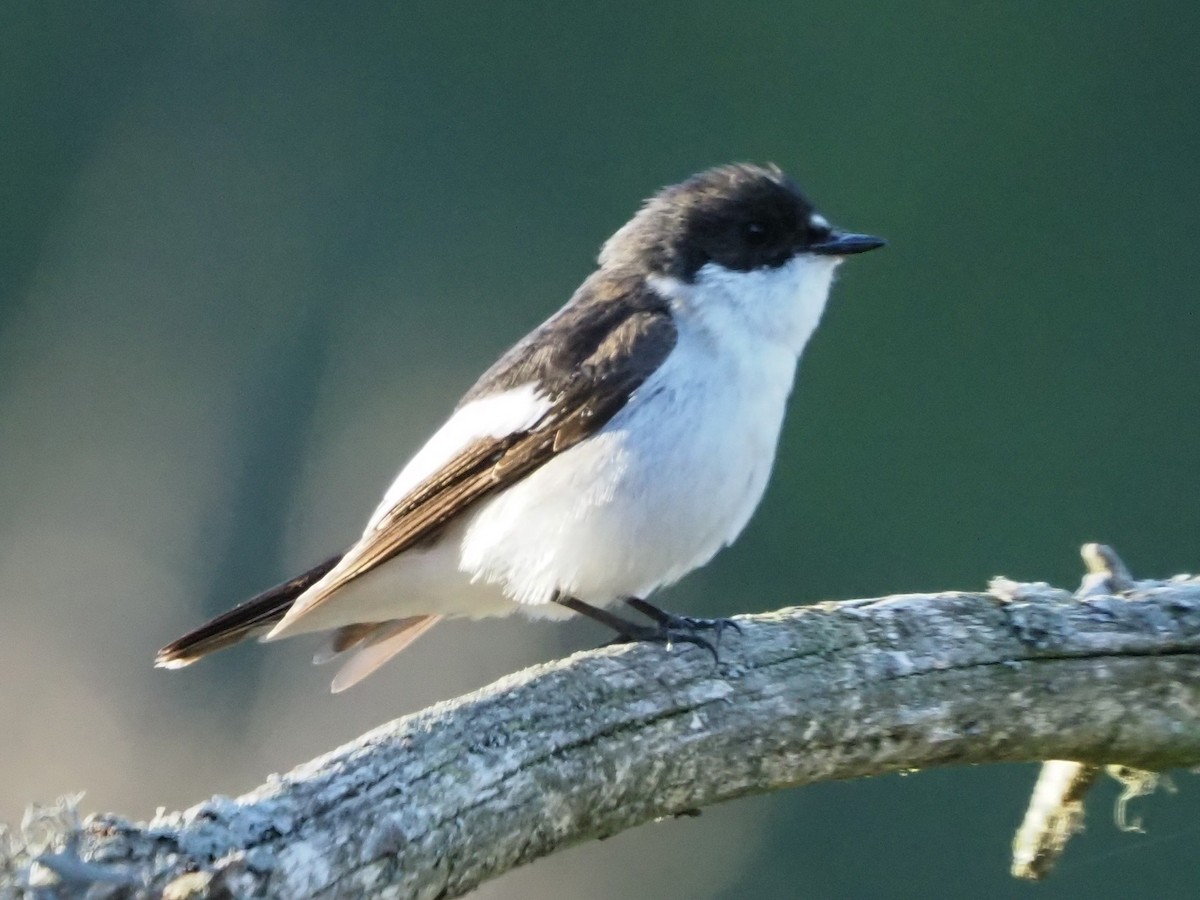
[{"left": 459, "top": 326, "right": 798, "bottom": 609}]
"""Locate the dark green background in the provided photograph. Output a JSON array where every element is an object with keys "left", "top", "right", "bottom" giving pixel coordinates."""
[{"left": 3, "top": 3, "right": 1198, "bottom": 897}]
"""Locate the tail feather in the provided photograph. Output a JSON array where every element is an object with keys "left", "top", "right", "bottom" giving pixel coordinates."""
[
  {"left": 312, "top": 621, "right": 382, "bottom": 665},
  {"left": 329, "top": 615, "right": 442, "bottom": 693},
  {"left": 155, "top": 552, "right": 344, "bottom": 669}
]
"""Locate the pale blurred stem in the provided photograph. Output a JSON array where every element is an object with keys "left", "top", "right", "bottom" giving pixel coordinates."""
[
  {"left": 1011, "top": 760, "right": 1102, "bottom": 879},
  {"left": 1008, "top": 542, "right": 1143, "bottom": 882},
  {"left": 8, "top": 572, "right": 1200, "bottom": 899}
]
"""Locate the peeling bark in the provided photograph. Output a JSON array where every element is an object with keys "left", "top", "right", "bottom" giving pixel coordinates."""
[{"left": 4, "top": 569, "right": 1200, "bottom": 899}]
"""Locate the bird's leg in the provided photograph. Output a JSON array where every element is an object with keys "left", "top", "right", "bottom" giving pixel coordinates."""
[
  {"left": 552, "top": 593, "right": 650, "bottom": 640},
  {"left": 551, "top": 593, "right": 739, "bottom": 662}
]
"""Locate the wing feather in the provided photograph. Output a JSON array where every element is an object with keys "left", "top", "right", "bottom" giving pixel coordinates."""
[{"left": 267, "top": 302, "right": 676, "bottom": 636}]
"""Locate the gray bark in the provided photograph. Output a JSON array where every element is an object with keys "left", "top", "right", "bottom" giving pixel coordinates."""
[{"left": 5, "top": 568, "right": 1200, "bottom": 899}]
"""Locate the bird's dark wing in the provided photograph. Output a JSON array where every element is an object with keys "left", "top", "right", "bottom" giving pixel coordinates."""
[{"left": 270, "top": 274, "right": 677, "bottom": 631}]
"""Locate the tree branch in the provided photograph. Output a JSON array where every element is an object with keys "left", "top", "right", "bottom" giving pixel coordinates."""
[{"left": 5, "top": 560, "right": 1200, "bottom": 899}]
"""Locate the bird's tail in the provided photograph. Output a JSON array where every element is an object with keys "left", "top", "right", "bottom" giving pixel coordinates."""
[
  {"left": 318, "top": 615, "right": 443, "bottom": 693},
  {"left": 155, "top": 552, "right": 344, "bottom": 669}
]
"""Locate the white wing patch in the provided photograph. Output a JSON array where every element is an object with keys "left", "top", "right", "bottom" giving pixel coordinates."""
[
  {"left": 365, "top": 383, "right": 553, "bottom": 532},
  {"left": 264, "top": 383, "right": 554, "bottom": 643}
]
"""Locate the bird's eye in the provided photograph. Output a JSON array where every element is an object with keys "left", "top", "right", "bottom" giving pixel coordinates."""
[{"left": 744, "top": 221, "right": 769, "bottom": 243}]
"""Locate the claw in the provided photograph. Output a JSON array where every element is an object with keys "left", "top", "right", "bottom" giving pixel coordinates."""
[
  {"left": 623, "top": 598, "right": 742, "bottom": 663},
  {"left": 562, "top": 593, "right": 742, "bottom": 662},
  {"left": 676, "top": 615, "right": 741, "bottom": 637},
  {"left": 663, "top": 627, "right": 720, "bottom": 661}
]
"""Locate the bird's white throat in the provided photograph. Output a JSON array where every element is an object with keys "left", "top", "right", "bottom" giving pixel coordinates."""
[{"left": 651, "top": 254, "right": 841, "bottom": 356}]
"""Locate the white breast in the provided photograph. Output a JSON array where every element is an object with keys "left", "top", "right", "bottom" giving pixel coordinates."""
[{"left": 459, "top": 254, "right": 840, "bottom": 609}]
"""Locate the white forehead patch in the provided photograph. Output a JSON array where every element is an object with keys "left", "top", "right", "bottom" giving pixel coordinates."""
[{"left": 809, "top": 212, "right": 830, "bottom": 231}]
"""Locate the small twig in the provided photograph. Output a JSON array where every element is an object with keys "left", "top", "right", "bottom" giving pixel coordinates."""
[
  {"left": 1078, "top": 542, "right": 1135, "bottom": 596},
  {"left": 1010, "top": 543, "right": 1142, "bottom": 880},
  {"left": 1011, "top": 760, "right": 1101, "bottom": 879},
  {"left": 1109, "top": 765, "right": 1175, "bottom": 833}
]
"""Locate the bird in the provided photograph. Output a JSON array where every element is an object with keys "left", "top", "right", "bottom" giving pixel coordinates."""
[{"left": 156, "top": 162, "right": 884, "bottom": 692}]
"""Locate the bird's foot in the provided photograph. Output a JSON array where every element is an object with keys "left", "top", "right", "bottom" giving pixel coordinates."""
[
  {"left": 624, "top": 597, "right": 742, "bottom": 662},
  {"left": 553, "top": 592, "right": 740, "bottom": 662}
]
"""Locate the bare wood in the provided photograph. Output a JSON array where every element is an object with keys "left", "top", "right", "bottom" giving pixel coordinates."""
[
  {"left": 1010, "top": 760, "right": 1101, "bottom": 879},
  {"left": 1009, "top": 542, "right": 1139, "bottom": 881},
  {"left": 5, "top": 569, "right": 1200, "bottom": 898}
]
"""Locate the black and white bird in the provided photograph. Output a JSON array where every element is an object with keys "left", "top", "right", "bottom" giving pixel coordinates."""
[{"left": 156, "top": 163, "right": 884, "bottom": 691}]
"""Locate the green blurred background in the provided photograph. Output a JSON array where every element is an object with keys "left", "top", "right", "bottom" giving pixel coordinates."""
[{"left": 3, "top": 2, "right": 1198, "bottom": 897}]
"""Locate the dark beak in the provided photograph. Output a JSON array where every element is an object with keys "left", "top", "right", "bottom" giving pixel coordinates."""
[{"left": 809, "top": 231, "right": 886, "bottom": 256}]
